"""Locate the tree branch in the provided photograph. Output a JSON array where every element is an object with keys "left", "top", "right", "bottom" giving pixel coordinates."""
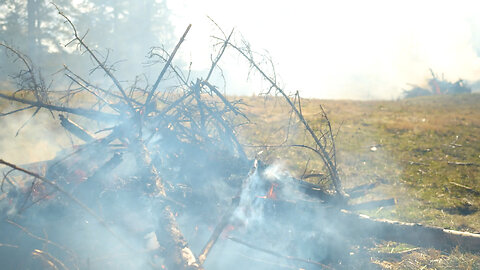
[{"left": 145, "top": 24, "right": 192, "bottom": 107}]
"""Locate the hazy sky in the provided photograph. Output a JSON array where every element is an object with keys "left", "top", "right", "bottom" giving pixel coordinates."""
[{"left": 167, "top": 0, "right": 480, "bottom": 99}]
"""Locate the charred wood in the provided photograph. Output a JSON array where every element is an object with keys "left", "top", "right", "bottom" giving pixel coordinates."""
[
  {"left": 338, "top": 209, "right": 480, "bottom": 253},
  {"left": 198, "top": 160, "right": 259, "bottom": 264},
  {"left": 133, "top": 141, "right": 202, "bottom": 269},
  {"left": 59, "top": 114, "right": 95, "bottom": 142},
  {"left": 156, "top": 206, "right": 203, "bottom": 270}
]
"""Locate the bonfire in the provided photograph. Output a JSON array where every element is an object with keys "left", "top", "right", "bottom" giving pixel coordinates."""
[{"left": 0, "top": 7, "right": 479, "bottom": 270}]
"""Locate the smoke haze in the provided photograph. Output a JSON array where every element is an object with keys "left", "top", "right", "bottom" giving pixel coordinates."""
[{"left": 168, "top": 0, "right": 480, "bottom": 99}]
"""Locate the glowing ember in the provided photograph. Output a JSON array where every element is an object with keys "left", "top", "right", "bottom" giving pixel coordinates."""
[
  {"left": 267, "top": 183, "right": 278, "bottom": 200},
  {"left": 257, "top": 183, "right": 278, "bottom": 200}
]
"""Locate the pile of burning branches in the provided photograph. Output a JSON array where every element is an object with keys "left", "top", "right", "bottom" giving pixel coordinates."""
[
  {"left": 403, "top": 69, "right": 472, "bottom": 98},
  {"left": 1, "top": 8, "right": 479, "bottom": 270}
]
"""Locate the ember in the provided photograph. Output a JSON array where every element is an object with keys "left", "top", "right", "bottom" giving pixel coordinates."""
[{"left": 267, "top": 183, "right": 278, "bottom": 200}]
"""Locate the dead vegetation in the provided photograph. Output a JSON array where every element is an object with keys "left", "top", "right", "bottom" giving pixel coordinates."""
[{"left": 403, "top": 69, "right": 472, "bottom": 98}]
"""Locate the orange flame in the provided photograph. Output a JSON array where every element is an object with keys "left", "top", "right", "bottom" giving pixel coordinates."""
[
  {"left": 256, "top": 183, "right": 278, "bottom": 200},
  {"left": 221, "top": 225, "right": 236, "bottom": 238},
  {"left": 267, "top": 183, "right": 277, "bottom": 200}
]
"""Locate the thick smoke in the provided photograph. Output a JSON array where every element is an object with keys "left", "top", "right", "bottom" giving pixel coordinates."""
[
  {"left": 0, "top": 131, "right": 353, "bottom": 270},
  {"left": 169, "top": 0, "right": 480, "bottom": 99},
  {"left": 0, "top": 107, "right": 66, "bottom": 164}
]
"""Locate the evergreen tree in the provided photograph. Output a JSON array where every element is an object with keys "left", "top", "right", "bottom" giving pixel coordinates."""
[
  {"left": 0, "top": 0, "right": 174, "bottom": 88},
  {"left": 75, "top": 0, "right": 174, "bottom": 73}
]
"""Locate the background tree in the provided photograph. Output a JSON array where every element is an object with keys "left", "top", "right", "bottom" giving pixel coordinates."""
[{"left": 0, "top": 0, "right": 174, "bottom": 89}]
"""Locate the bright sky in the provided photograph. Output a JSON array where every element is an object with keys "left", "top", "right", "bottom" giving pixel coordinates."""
[{"left": 167, "top": 0, "right": 480, "bottom": 99}]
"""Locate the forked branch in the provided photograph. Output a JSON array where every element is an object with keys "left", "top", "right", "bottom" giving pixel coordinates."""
[
  {"left": 53, "top": 4, "right": 134, "bottom": 113},
  {"left": 144, "top": 24, "right": 192, "bottom": 107},
  {"left": 221, "top": 40, "right": 347, "bottom": 199}
]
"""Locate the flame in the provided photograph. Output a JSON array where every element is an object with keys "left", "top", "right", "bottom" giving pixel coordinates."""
[
  {"left": 267, "top": 183, "right": 277, "bottom": 200},
  {"left": 256, "top": 183, "right": 278, "bottom": 200},
  {"left": 225, "top": 225, "right": 235, "bottom": 232},
  {"left": 221, "top": 225, "right": 236, "bottom": 238}
]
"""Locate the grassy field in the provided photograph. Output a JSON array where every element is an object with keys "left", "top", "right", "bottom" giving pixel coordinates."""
[
  {"left": 1, "top": 92, "right": 479, "bottom": 269},
  {"left": 240, "top": 93, "right": 480, "bottom": 269}
]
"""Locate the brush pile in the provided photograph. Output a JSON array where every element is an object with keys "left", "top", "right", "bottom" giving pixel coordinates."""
[
  {"left": 403, "top": 69, "right": 472, "bottom": 98},
  {"left": 1, "top": 9, "right": 479, "bottom": 270}
]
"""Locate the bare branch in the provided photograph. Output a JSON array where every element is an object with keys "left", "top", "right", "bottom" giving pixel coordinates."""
[
  {"left": 0, "top": 105, "right": 35, "bottom": 117},
  {"left": 227, "top": 236, "right": 334, "bottom": 269},
  {"left": 6, "top": 220, "right": 78, "bottom": 260},
  {"left": 53, "top": 4, "right": 135, "bottom": 113},
  {"left": 205, "top": 28, "right": 234, "bottom": 81},
  {"left": 0, "top": 92, "right": 119, "bottom": 122},
  {"left": 145, "top": 24, "right": 192, "bottom": 107},
  {"left": 220, "top": 39, "right": 347, "bottom": 199}
]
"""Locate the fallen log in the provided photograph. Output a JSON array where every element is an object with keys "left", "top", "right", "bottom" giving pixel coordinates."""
[
  {"left": 197, "top": 196, "right": 239, "bottom": 265},
  {"left": 156, "top": 206, "right": 203, "bottom": 270},
  {"left": 338, "top": 209, "right": 480, "bottom": 253},
  {"left": 198, "top": 160, "right": 259, "bottom": 265},
  {"left": 237, "top": 181, "right": 479, "bottom": 256},
  {"left": 133, "top": 141, "right": 203, "bottom": 270}
]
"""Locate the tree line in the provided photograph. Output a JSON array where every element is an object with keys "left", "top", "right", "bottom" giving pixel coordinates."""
[{"left": 0, "top": 0, "right": 174, "bottom": 89}]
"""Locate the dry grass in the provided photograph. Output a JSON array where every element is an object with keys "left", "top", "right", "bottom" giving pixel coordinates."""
[
  {"left": 1, "top": 91, "right": 479, "bottom": 269},
  {"left": 239, "top": 93, "right": 480, "bottom": 269}
]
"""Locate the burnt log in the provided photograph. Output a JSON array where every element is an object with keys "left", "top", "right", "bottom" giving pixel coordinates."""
[
  {"left": 156, "top": 206, "right": 202, "bottom": 270},
  {"left": 59, "top": 114, "right": 95, "bottom": 142},
  {"left": 197, "top": 160, "right": 259, "bottom": 264},
  {"left": 133, "top": 141, "right": 202, "bottom": 269},
  {"left": 338, "top": 209, "right": 480, "bottom": 253}
]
